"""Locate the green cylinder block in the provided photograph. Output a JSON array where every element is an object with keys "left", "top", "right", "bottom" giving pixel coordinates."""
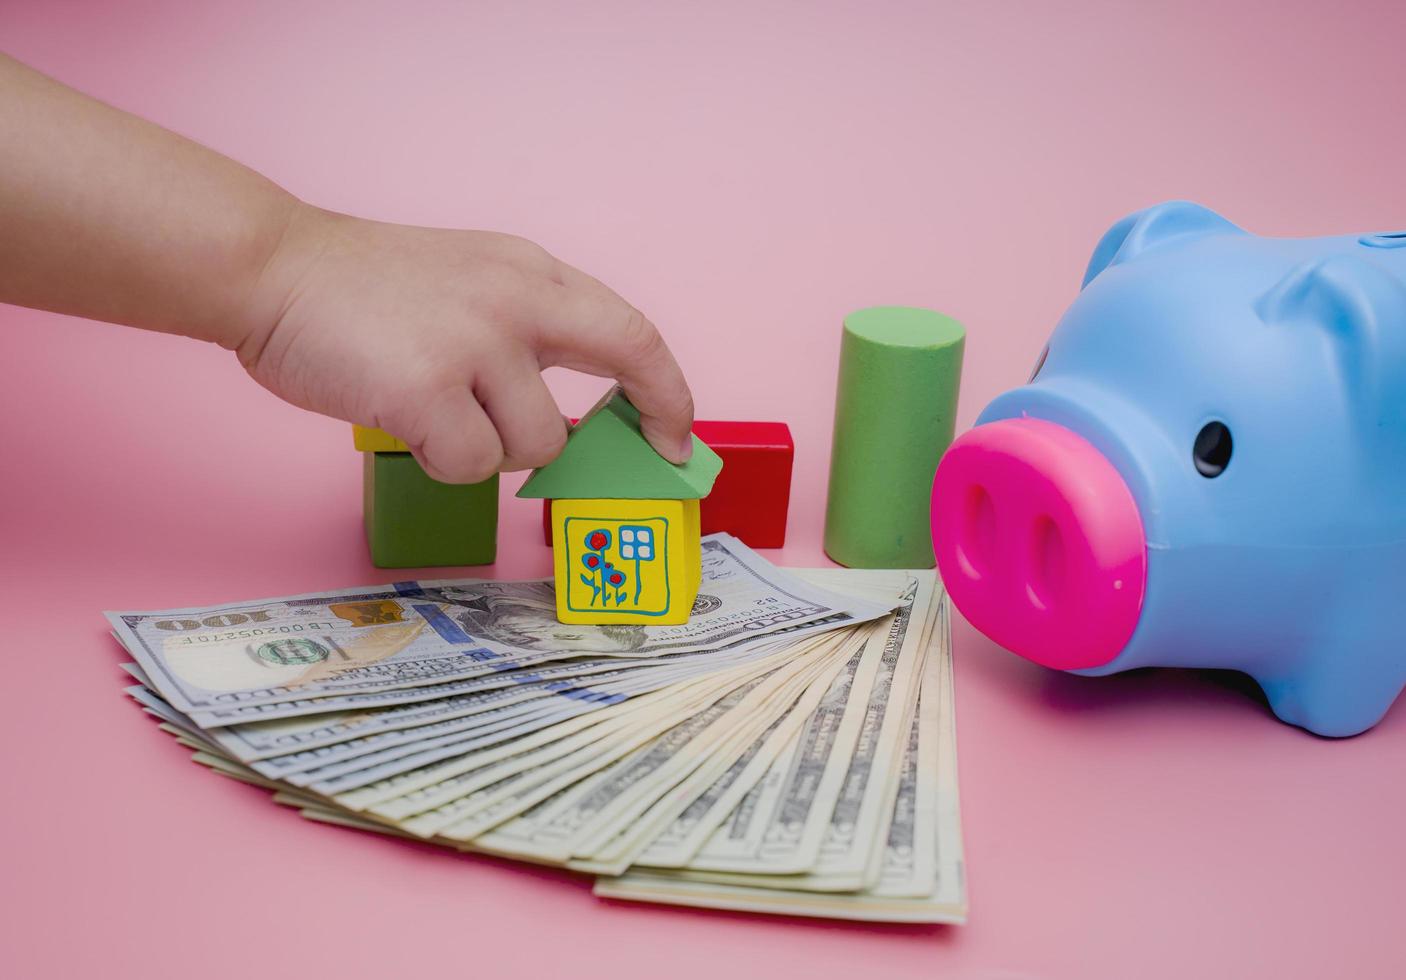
[{"left": 823, "top": 306, "right": 965, "bottom": 569}]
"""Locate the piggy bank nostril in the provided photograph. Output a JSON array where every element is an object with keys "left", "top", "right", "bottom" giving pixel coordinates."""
[
  {"left": 955, "top": 484, "right": 997, "bottom": 580},
  {"left": 1026, "top": 515, "right": 1067, "bottom": 611}
]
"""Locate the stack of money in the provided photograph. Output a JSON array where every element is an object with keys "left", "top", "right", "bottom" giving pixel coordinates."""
[{"left": 111, "top": 534, "right": 966, "bottom": 923}]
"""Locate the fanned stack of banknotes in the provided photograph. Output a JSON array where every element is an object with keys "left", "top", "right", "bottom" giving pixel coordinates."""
[{"left": 111, "top": 534, "right": 966, "bottom": 923}]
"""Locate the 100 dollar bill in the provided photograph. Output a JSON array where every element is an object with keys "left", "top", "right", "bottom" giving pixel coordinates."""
[{"left": 109, "top": 535, "right": 891, "bottom": 724}]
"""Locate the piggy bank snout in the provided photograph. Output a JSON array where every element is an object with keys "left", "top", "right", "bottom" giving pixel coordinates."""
[{"left": 931, "top": 418, "right": 1147, "bottom": 671}]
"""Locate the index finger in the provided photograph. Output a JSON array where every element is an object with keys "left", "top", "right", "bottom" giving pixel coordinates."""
[{"left": 528, "top": 273, "right": 695, "bottom": 464}]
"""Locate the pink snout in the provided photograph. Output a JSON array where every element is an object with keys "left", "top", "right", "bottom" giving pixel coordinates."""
[{"left": 931, "top": 418, "right": 1147, "bottom": 671}]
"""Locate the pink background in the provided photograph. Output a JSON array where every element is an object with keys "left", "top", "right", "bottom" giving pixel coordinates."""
[{"left": 2, "top": 2, "right": 1404, "bottom": 977}]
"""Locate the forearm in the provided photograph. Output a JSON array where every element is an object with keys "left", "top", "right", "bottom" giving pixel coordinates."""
[{"left": 0, "top": 53, "right": 299, "bottom": 349}]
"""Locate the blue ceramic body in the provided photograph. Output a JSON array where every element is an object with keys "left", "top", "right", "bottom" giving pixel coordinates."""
[{"left": 976, "top": 201, "right": 1406, "bottom": 736}]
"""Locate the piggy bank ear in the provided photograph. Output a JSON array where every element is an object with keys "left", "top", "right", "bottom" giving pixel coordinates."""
[
  {"left": 1082, "top": 201, "right": 1244, "bottom": 288},
  {"left": 1256, "top": 254, "right": 1406, "bottom": 410}
]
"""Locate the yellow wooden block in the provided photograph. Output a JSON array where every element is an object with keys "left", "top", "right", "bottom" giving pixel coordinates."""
[
  {"left": 684, "top": 493, "right": 701, "bottom": 595},
  {"left": 352, "top": 425, "right": 409, "bottom": 453},
  {"left": 550, "top": 498, "right": 701, "bottom": 625}
]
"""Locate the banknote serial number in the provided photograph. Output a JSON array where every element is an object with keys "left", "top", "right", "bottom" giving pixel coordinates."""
[{"left": 163, "top": 622, "right": 339, "bottom": 645}]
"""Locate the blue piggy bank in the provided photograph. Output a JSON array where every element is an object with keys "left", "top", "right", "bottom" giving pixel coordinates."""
[{"left": 931, "top": 201, "right": 1406, "bottom": 736}]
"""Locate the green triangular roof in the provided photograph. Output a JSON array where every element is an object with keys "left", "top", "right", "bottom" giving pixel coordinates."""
[{"left": 517, "top": 386, "right": 722, "bottom": 500}]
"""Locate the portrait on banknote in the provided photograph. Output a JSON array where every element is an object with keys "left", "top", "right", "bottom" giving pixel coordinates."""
[{"left": 426, "top": 582, "right": 650, "bottom": 654}]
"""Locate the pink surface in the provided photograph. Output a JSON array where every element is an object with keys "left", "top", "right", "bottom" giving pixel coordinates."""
[
  {"left": 2, "top": 2, "right": 1404, "bottom": 977},
  {"left": 933, "top": 418, "right": 1147, "bottom": 671}
]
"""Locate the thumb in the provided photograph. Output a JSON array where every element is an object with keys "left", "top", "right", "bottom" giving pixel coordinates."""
[{"left": 406, "top": 386, "right": 505, "bottom": 484}]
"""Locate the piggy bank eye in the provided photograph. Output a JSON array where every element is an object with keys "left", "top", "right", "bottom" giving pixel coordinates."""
[
  {"left": 1193, "top": 421, "right": 1233, "bottom": 477},
  {"left": 1028, "top": 345, "right": 1050, "bottom": 382}
]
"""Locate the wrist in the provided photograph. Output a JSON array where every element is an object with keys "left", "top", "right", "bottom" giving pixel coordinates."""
[{"left": 228, "top": 199, "right": 338, "bottom": 368}]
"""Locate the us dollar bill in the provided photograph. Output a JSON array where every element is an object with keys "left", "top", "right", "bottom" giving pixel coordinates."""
[
  {"left": 155, "top": 652, "right": 762, "bottom": 765},
  {"left": 296, "top": 652, "right": 796, "bottom": 798},
  {"left": 469, "top": 638, "right": 856, "bottom": 868},
  {"left": 114, "top": 568, "right": 964, "bottom": 923},
  {"left": 567, "top": 633, "right": 870, "bottom": 875},
  {"left": 632, "top": 636, "right": 874, "bottom": 870},
  {"left": 109, "top": 535, "right": 892, "bottom": 724},
  {"left": 341, "top": 645, "right": 813, "bottom": 819},
  {"left": 167, "top": 636, "right": 807, "bottom": 730},
  {"left": 256, "top": 601, "right": 965, "bottom": 921},
  {"left": 267, "top": 644, "right": 801, "bottom": 792},
  {"left": 397, "top": 657, "right": 803, "bottom": 843},
  {"left": 593, "top": 611, "right": 965, "bottom": 921},
  {"left": 366, "top": 643, "right": 821, "bottom": 830},
  {"left": 669, "top": 573, "right": 932, "bottom": 878}
]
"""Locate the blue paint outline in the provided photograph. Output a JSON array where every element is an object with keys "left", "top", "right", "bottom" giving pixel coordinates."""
[{"left": 564, "top": 515, "right": 671, "bottom": 616}]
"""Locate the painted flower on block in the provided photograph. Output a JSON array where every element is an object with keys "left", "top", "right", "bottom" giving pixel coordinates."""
[{"left": 580, "top": 528, "right": 628, "bottom": 606}]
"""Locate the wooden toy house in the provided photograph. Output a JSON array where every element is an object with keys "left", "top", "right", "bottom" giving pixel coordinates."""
[
  {"left": 517, "top": 387, "right": 722, "bottom": 625},
  {"left": 540, "top": 420, "right": 794, "bottom": 548}
]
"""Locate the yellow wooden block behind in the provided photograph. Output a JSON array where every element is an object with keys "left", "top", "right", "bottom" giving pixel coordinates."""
[
  {"left": 352, "top": 425, "right": 409, "bottom": 453},
  {"left": 550, "top": 498, "right": 701, "bottom": 625}
]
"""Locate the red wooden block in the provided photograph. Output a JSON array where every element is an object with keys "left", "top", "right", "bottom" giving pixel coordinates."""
[{"left": 541, "top": 420, "right": 794, "bottom": 548}]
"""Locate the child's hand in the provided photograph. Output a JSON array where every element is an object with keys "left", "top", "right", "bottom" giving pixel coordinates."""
[
  {"left": 237, "top": 206, "right": 694, "bottom": 483},
  {"left": 0, "top": 54, "right": 694, "bottom": 485}
]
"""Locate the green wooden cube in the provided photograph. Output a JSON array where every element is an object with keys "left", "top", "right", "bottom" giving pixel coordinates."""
[{"left": 363, "top": 452, "right": 498, "bottom": 568}]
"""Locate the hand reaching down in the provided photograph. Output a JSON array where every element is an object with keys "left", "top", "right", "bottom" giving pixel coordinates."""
[{"left": 238, "top": 208, "right": 695, "bottom": 483}]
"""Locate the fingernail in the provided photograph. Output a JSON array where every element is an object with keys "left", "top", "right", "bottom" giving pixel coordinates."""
[{"left": 676, "top": 437, "right": 693, "bottom": 463}]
